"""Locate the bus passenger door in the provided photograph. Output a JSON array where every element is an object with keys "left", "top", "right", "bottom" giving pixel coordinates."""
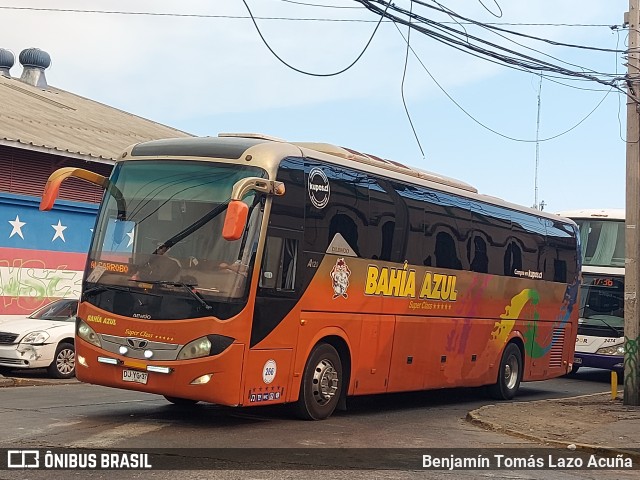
[{"left": 353, "top": 315, "right": 395, "bottom": 395}]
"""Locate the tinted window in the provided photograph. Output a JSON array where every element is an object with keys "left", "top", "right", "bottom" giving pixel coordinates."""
[
  {"left": 270, "top": 157, "right": 305, "bottom": 231},
  {"left": 470, "top": 202, "right": 511, "bottom": 275},
  {"left": 304, "top": 161, "right": 369, "bottom": 256},
  {"left": 369, "top": 180, "right": 425, "bottom": 263},
  {"left": 545, "top": 219, "right": 578, "bottom": 282},
  {"left": 509, "top": 210, "right": 546, "bottom": 277}
]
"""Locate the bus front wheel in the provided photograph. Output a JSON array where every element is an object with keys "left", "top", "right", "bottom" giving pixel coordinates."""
[
  {"left": 487, "top": 343, "right": 522, "bottom": 400},
  {"left": 294, "top": 343, "right": 342, "bottom": 420}
]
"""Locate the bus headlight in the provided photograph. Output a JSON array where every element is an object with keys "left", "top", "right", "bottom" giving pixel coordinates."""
[
  {"left": 596, "top": 344, "right": 625, "bottom": 356},
  {"left": 177, "top": 337, "right": 212, "bottom": 360},
  {"left": 77, "top": 319, "right": 101, "bottom": 347}
]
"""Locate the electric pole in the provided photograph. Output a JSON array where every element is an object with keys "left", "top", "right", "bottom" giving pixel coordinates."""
[{"left": 625, "top": 0, "right": 640, "bottom": 406}]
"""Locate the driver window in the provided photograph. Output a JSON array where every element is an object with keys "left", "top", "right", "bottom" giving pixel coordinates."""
[{"left": 260, "top": 235, "right": 298, "bottom": 291}]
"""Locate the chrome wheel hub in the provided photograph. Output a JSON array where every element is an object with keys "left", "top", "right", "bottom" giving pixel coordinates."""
[{"left": 311, "top": 358, "right": 338, "bottom": 406}]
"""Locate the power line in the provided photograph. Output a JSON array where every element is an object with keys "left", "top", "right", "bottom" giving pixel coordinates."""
[
  {"left": 420, "top": 0, "right": 623, "bottom": 53},
  {"left": 0, "top": 5, "right": 624, "bottom": 27},
  {"left": 534, "top": 74, "right": 543, "bottom": 209},
  {"left": 240, "top": 0, "right": 388, "bottom": 77},
  {"left": 400, "top": 0, "right": 425, "bottom": 158},
  {"left": 393, "top": 23, "right": 616, "bottom": 143},
  {"left": 476, "top": 0, "right": 503, "bottom": 18},
  {"left": 276, "top": 0, "right": 364, "bottom": 8},
  {"left": 355, "top": 0, "right": 627, "bottom": 94}
]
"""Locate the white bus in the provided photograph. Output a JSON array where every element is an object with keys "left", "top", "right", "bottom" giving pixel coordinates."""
[{"left": 558, "top": 209, "right": 625, "bottom": 374}]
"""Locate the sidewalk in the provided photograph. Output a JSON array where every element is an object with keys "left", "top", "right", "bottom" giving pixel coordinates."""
[{"left": 467, "top": 392, "right": 640, "bottom": 459}]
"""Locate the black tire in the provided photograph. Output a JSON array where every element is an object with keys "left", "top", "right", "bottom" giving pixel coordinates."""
[
  {"left": 570, "top": 364, "right": 580, "bottom": 375},
  {"left": 47, "top": 342, "right": 75, "bottom": 379},
  {"left": 164, "top": 396, "right": 199, "bottom": 406},
  {"left": 487, "top": 343, "right": 522, "bottom": 400},
  {"left": 294, "top": 343, "right": 342, "bottom": 420}
]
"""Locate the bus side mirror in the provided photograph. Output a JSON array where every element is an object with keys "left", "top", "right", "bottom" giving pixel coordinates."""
[
  {"left": 221, "top": 178, "right": 285, "bottom": 242},
  {"left": 40, "top": 167, "right": 126, "bottom": 220},
  {"left": 222, "top": 200, "right": 249, "bottom": 241},
  {"left": 41, "top": 167, "right": 109, "bottom": 211}
]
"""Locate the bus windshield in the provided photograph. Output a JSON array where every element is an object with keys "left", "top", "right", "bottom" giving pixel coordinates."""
[
  {"left": 578, "top": 273, "right": 624, "bottom": 335},
  {"left": 85, "top": 160, "right": 266, "bottom": 308},
  {"left": 573, "top": 218, "right": 625, "bottom": 268}
]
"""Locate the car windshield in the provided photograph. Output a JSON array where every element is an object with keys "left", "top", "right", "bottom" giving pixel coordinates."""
[
  {"left": 86, "top": 160, "right": 266, "bottom": 305},
  {"left": 29, "top": 300, "right": 78, "bottom": 321}
]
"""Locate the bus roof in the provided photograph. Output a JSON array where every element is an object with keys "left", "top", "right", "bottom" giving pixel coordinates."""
[
  {"left": 124, "top": 133, "right": 576, "bottom": 226},
  {"left": 289, "top": 141, "right": 478, "bottom": 194},
  {"left": 557, "top": 209, "right": 625, "bottom": 221}
]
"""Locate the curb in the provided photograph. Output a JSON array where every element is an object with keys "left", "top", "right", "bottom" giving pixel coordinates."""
[
  {"left": 466, "top": 395, "right": 640, "bottom": 461},
  {"left": 0, "top": 377, "right": 79, "bottom": 388}
]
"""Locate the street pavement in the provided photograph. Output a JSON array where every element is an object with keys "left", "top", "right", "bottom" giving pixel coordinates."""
[{"left": 2, "top": 373, "right": 639, "bottom": 461}]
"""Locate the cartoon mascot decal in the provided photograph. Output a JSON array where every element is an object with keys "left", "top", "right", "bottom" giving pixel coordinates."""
[{"left": 330, "top": 258, "right": 351, "bottom": 299}]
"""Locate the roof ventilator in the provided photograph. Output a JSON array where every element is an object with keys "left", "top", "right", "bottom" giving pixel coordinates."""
[
  {"left": 0, "top": 48, "right": 14, "bottom": 77},
  {"left": 19, "top": 47, "right": 51, "bottom": 88}
]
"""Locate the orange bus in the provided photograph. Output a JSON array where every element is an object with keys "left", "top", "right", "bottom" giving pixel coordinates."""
[{"left": 40, "top": 133, "right": 580, "bottom": 420}]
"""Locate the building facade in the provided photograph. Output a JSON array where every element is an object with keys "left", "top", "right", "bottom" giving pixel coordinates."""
[{"left": 0, "top": 48, "right": 192, "bottom": 315}]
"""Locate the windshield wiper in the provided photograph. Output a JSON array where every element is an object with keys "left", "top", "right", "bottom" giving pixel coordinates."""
[
  {"left": 132, "top": 280, "right": 212, "bottom": 310},
  {"left": 83, "top": 284, "right": 134, "bottom": 297},
  {"left": 154, "top": 200, "right": 229, "bottom": 253},
  {"left": 592, "top": 316, "right": 623, "bottom": 338},
  {"left": 579, "top": 309, "right": 623, "bottom": 337}
]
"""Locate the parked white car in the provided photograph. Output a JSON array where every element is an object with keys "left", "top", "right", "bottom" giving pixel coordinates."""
[{"left": 0, "top": 299, "right": 78, "bottom": 379}]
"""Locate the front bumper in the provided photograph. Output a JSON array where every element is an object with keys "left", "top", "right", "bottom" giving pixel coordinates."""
[
  {"left": 574, "top": 352, "right": 624, "bottom": 371},
  {"left": 75, "top": 339, "right": 245, "bottom": 406},
  {"left": 0, "top": 343, "right": 56, "bottom": 369}
]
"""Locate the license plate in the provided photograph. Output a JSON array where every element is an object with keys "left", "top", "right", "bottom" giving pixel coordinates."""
[
  {"left": 122, "top": 369, "right": 148, "bottom": 384},
  {"left": 573, "top": 357, "right": 582, "bottom": 365}
]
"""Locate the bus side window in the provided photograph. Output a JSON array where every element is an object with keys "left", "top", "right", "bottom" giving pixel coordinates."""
[
  {"left": 281, "top": 238, "right": 298, "bottom": 290},
  {"left": 469, "top": 235, "right": 489, "bottom": 273},
  {"left": 260, "top": 236, "right": 298, "bottom": 291},
  {"left": 435, "top": 230, "right": 463, "bottom": 270},
  {"left": 260, "top": 236, "right": 283, "bottom": 289},
  {"left": 504, "top": 240, "right": 523, "bottom": 276}
]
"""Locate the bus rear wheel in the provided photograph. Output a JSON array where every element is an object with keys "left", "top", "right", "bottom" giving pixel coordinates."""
[
  {"left": 487, "top": 343, "right": 522, "bottom": 400},
  {"left": 294, "top": 343, "right": 342, "bottom": 420}
]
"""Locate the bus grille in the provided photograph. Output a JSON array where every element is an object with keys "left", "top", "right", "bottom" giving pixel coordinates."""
[
  {"left": 0, "top": 333, "right": 19, "bottom": 344},
  {"left": 549, "top": 327, "right": 565, "bottom": 368}
]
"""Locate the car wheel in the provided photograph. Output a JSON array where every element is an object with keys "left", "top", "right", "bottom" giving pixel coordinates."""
[
  {"left": 164, "top": 396, "right": 199, "bottom": 406},
  {"left": 294, "top": 343, "right": 342, "bottom": 420},
  {"left": 47, "top": 342, "right": 75, "bottom": 379},
  {"left": 487, "top": 343, "right": 522, "bottom": 400}
]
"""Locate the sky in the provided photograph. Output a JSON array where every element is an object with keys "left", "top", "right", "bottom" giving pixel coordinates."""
[{"left": 0, "top": 0, "right": 629, "bottom": 213}]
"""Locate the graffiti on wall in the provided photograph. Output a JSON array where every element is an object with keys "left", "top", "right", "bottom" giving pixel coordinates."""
[
  {"left": 1, "top": 193, "right": 96, "bottom": 314},
  {"left": 0, "top": 259, "right": 82, "bottom": 311}
]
